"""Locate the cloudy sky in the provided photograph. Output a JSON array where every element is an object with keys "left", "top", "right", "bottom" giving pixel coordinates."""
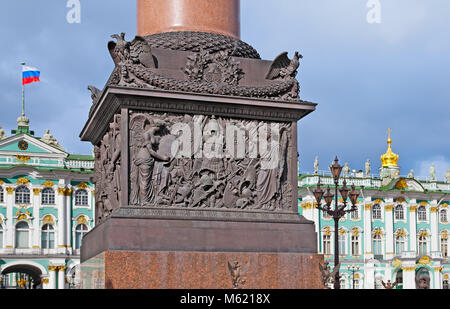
[{"left": 1, "top": 0, "right": 449, "bottom": 180}]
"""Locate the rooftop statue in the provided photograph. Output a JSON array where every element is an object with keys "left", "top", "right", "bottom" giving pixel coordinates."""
[
  {"left": 430, "top": 164, "right": 436, "bottom": 181},
  {"left": 343, "top": 162, "right": 350, "bottom": 178},
  {"left": 365, "top": 159, "right": 371, "bottom": 177},
  {"left": 314, "top": 156, "right": 319, "bottom": 175},
  {"left": 0, "top": 125, "right": 7, "bottom": 140},
  {"left": 446, "top": 170, "right": 450, "bottom": 183},
  {"left": 408, "top": 169, "right": 414, "bottom": 179}
]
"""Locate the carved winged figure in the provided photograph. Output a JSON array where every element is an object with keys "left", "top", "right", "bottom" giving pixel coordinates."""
[
  {"left": 227, "top": 260, "right": 249, "bottom": 289},
  {"left": 108, "top": 33, "right": 156, "bottom": 68},
  {"left": 265, "top": 51, "right": 303, "bottom": 80},
  {"left": 381, "top": 280, "right": 398, "bottom": 289},
  {"left": 319, "top": 262, "right": 340, "bottom": 289}
]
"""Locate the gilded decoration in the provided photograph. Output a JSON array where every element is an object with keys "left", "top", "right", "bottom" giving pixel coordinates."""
[
  {"left": 402, "top": 266, "right": 417, "bottom": 272},
  {"left": 354, "top": 273, "right": 360, "bottom": 279},
  {"left": 48, "top": 266, "right": 58, "bottom": 271},
  {"left": 17, "top": 214, "right": 27, "bottom": 221},
  {"left": 0, "top": 180, "right": 4, "bottom": 185},
  {"left": 364, "top": 204, "right": 373, "bottom": 210},
  {"left": 301, "top": 203, "right": 312, "bottom": 210},
  {"left": 419, "top": 201, "right": 429, "bottom": 206},
  {"left": 395, "top": 178, "right": 408, "bottom": 190},
  {"left": 57, "top": 188, "right": 72, "bottom": 196},
  {"left": 77, "top": 182, "right": 89, "bottom": 189},
  {"left": 33, "top": 188, "right": 41, "bottom": 196},
  {"left": 418, "top": 256, "right": 431, "bottom": 265},
  {"left": 430, "top": 207, "right": 438, "bottom": 213},
  {"left": 15, "top": 155, "right": 31, "bottom": 164},
  {"left": 374, "top": 199, "right": 383, "bottom": 204},
  {"left": 433, "top": 267, "right": 443, "bottom": 272},
  {"left": 339, "top": 229, "right": 346, "bottom": 235},
  {"left": 409, "top": 206, "right": 417, "bottom": 212},
  {"left": 392, "top": 258, "right": 402, "bottom": 268},
  {"left": 441, "top": 231, "right": 448, "bottom": 240},
  {"left": 42, "top": 180, "right": 55, "bottom": 188},
  {"left": 396, "top": 229, "right": 406, "bottom": 237},
  {"left": 395, "top": 197, "right": 406, "bottom": 203},
  {"left": 41, "top": 278, "right": 49, "bottom": 284},
  {"left": 351, "top": 227, "right": 359, "bottom": 236},
  {"left": 16, "top": 177, "right": 29, "bottom": 185},
  {"left": 384, "top": 205, "right": 394, "bottom": 212},
  {"left": 418, "top": 230, "right": 429, "bottom": 238},
  {"left": 6, "top": 187, "right": 14, "bottom": 194},
  {"left": 373, "top": 229, "right": 383, "bottom": 236},
  {"left": 444, "top": 274, "right": 449, "bottom": 280},
  {"left": 43, "top": 215, "right": 54, "bottom": 225},
  {"left": 77, "top": 216, "right": 87, "bottom": 225},
  {"left": 380, "top": 129, "right": 399, "bottom": 167},
  {"left": 323, "top": 226, "right": 331, "bottom": 236},
  {"left": 442, "top": 203, "right": 448, "bottom": 208}
]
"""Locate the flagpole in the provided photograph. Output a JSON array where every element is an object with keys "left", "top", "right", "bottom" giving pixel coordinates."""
[{"left": 21, "top": 62, "right": 25, "bottom": 116}]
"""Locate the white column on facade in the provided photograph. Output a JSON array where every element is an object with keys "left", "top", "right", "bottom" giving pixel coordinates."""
[
  {"left": 363, "top": 197, "right": 373, "bottom": 259},
  {"left": 48, "top": 266, "right": 57, "bottom": 289},
  {"left": 385, "top": 202, "right": 394, "bottom": 260},
  {"left": 402, "top": 265, "right": 416, "bottom": 289},
  {"left": 409, "top": 205, "right": 417, "bottom": 253},
  {"left": 56, "top": 182, "right": 68, "bottom": 254},
  {"left": 65, "top": 185, "right": 73, "bottom": 254},
  {"left": 32, "top": 188, "right": 41, "bottom": 251},
  {"left": 364, "top": 261, "right": 375, "bottom": 289},
  {"left": 41, "top": 277, "right": 50, "bottom": 289},
  {"left": 433, "top": 267, "right": 442, "bottom": 289},
  {"left": 57, "top": 266, "right": 66, "bottom": 289},
  {"left": 5, "top": 187, "right": 14, "bottom": 251},
  {"left": 430, "top": 202, "right": 439, "bottom": 254}
]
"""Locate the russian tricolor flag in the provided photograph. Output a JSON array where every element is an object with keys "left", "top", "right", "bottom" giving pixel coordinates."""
[{"left": 22, "top": 66, "right": 40, "bottom": 85}]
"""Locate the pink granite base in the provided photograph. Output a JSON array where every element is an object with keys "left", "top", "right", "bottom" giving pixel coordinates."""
[{"left": 81, "top": 250, "right": 324, "bottom": 289}]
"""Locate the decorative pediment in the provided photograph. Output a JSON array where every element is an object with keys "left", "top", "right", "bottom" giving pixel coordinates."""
[
  {"left": 0, "top": 134, "right": 67, "bottom": 156},
  {"left": 390, "top": 178, "right": 424, "bottom": 192}
]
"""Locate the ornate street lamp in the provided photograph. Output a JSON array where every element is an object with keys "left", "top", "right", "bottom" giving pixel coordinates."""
[
  {"left": 347, "top": 265, "right": 360, "bottom": 289},
  {"left": 313, "top": 156, "right": 360, "bottom": 289}
]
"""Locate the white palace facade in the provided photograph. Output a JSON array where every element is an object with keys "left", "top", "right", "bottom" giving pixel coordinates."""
[
  {"left": 0, "top": 114, "right": 94, "bottom": 289},
  {"left": 298, "top": 133, "right": 450, "bottom": 289}
]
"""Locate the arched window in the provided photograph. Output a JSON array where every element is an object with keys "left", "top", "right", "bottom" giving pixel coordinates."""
[
  {"left": 444, "top": 280, "right": 449, "bottom": 289},
  {"left": 351, "top": 234, "right": 360, "bottom": 256},
  {"left": 372, "top": 204, "right": 381, "bottom": 220},
  {"left": 0, "top": 187, "right": 4, "bottom": 203},
  {"left": 0, "top": 225, "right": 3, "bottom": 248},
  {"left": 338, "top": 233, "right": 346, "bottom": 255},
  {"left": 373, "top": 233, "right": 383, "bottom": 258},
  {"left": 15, "top": 186, "right": 30, "bottom": 204},
  {"left": 395, "top": 235, "right": 406, "bottom": 255},
  {"left": 394, "top": 205, "right": 404, "bottom": 220},
  {"left": 75, "top": 224, "right": 88, "bottom": 249},
  {"left": 323, "top": 234, "right": 331, "bottom": 255},
  {"left": 74, "top": 190, "right": 88, "bottom": 206},
  {"left": 351, "top": 207, "right": 359, "bottom": 219},
  {"left": 418, "top": 206, "right": 427, "bottom": 221},
  {"left": 15, "top": 221, "right": 29, "bottom": 248},
  {"left": 418, "top": 235, "right": 428, "bottom": 256},
  {"left": 395, "top": 270, "right": 403, "bottom": 289},
  {"left": 41, "top": 188, "right": 55, "bottom": 205},
  {"left": 339, "top": 278, "right": 346, "bottom": 289},
  {"left": 41, "top": 224, "right": 55, "bottom": 249},
  {"left": 440, "top": 209, "right": 448, "bottom": 223},
  {"left": 441, "top": 236, "right": 448, "bottom": 258}
]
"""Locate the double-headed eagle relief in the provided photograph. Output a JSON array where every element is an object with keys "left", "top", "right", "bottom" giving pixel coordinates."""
[
  {"left": 106, "top": 32, "right": 302, "bottom": 101},
  {"left": 126, "top": 112, "right": 293, "bottom": 213}
]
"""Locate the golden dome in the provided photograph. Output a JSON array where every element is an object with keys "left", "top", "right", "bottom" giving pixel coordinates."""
[{"left": 380, "top": 129, "right": 399, "bottom": 167}]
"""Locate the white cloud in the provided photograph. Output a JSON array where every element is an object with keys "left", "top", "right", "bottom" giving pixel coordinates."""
[{"left": 414, "top": 156, "right": 450, "bottom": 181}]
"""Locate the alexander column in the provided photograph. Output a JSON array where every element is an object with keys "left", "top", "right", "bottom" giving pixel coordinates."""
[{"left": 80, "top": 0, "right": 322, "bottom": 289}]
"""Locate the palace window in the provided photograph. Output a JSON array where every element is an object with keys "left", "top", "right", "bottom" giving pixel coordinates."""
[
  {"left": 323, "top": 234, "right": 331, "bottom": 255},
  {"left": 75, "top": 224, "right": 88, "bottom": 249},
  {"left": 0, "top": 187, "right": 3, "bottom": 203},
  {"left": 395, "top": 235, "right": 406, "bottom": 255},
  {"left": 440, "top": 209, "right": 448, "bottom": 223},
  {"left": 373, "top": 233, "right": 383, "bottom": 257},
  {"left": 41, "top": 188, "right": 55, "bottom": 205},
  {"left": 354, "top": 280, "right": 360, "bottom": 289},
  {"left": 418, "top": 235, "right": 428, "bottom": 256},
  {"left": 444, "top": 280, "right": 449, "bottom": 290},
  {"left": 338, "top": 233, "right": 346, "bottom": 255},
  {"left": 372, "top": 204, "right": 382, "bottom": 220},
  {"left": 15, "top": 221, "right": 29, "bottom": 248},
  {"left": 351, "top": 235, "right": 360, "bottom": 256},
  {"left": 351, "top": 207, "right": 359, "bottom": 219},
  {"left": 394, "top": 205, "right": 404, "bottom": 220},
  {"left": 339, "top": 278, "right": 346, "bottom": 289},
  {"left": 417, "top": 206, "right": 427, "bottom": 221},
  {"left": 41, "top": 224, "right": 55, "bottom": 249},
  {"left": 441, "top": 237, "right": 448, "bottom": 258},
  {"left": 322, "top": 209, "right": 331, "bottom": 219},
  {"left": 74, "top": 189, "right": 88, "bottom": 206},
  {"left": 15, "top": 186, "right": 30, "bottom": 204}
]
